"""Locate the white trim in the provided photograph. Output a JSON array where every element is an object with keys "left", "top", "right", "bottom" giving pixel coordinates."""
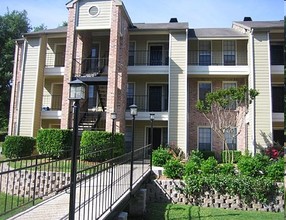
[{"left": 184, "top": 28, "right": 188, "bottom": 155}]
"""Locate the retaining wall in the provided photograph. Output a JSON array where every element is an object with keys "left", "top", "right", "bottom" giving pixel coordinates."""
[{"left": 146, "top": 179, "right": 284, "bottom": 212}]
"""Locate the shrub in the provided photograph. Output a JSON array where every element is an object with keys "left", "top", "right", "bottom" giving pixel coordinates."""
[
  {"left": 200, "top": 151, "right": 215, "bottom": 160},
  {"left": 184, "top": 150, "right": 203, "bottom": 176},
  {"left": 221, "top": 150, "right": 241, "bottom": 163},
  {"left": 264, "top": 144, "right": 284, "bottom": 159},
  {"left": 80, "top": 131, "right": 124, "bottom": 162},
  {"left": 163, "top": 159, "right": 184, "bottom": 179},
  {"left": 152, "top": 147, "right": 172, "bottom": 167},
  {"left": 218, "top": 163, "right": 235, "bottom": 175},
  {"left": 237, "top": 154, "right": 270, "bottom": 177},
  {"left": 37, "top": 129, "right": 72, "bottom": 158},
  {"left": 2, "top": 136, "right": 35, "bottom": 158},
  {"left": 200, "top": 157, "right": 218, "bottom": 174},
  {"left": 266, "top": 158, "right": 284, "bottom": 182}
]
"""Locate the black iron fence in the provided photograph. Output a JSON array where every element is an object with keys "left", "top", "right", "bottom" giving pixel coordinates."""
[
  {"left": 74, "top": 145, "right": 150, "bottom": 219},
  {"left": 0, "top": 144, "right": 151, "bottom": 218},
  {"left": 0, "top": 153, "right": 73, "bottom": 216}
]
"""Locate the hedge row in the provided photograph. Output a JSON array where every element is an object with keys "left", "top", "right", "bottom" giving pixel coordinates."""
[{"left": 2, "top": 129, "right": 125, "bottom": 160}]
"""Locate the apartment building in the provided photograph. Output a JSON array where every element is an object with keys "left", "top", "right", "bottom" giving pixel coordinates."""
[{"left": 8, "top": 0, "right": 284, "bottom": 156}]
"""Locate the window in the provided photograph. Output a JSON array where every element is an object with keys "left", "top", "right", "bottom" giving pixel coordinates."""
[
  {"left": 198, "top": 82, "right": 212, "bottom": 101},
  {"left": 223, "top": 82, "right": 237, "bottom": 109},
  {"left": 272, "top": 86, "right": 284, "bottom": 113},
  {"left": 127, "top": 83, "right": 135, "bottom": 108},
  {"left": 270, "top": 44, "right": 284, "bottom": 65},
  {"left": 224, "top": 128, "right": 237, "bottom": 150},
  {"left": 199, "top": 41, "right": 211, "bottom": 65},
  {"left": 128, "top": 42, "right": 135, "bottom": 66},
  {"left": 198, "top": 127, "right": 212, "bottom": 151},
  {"left": 223, "top": 41, "right": 235, "bottom": 65}
]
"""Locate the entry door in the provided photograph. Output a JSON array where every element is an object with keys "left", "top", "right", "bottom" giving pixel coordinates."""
[
  {"left": 90, "top": 44, "right": 100, "bottom": 72},
  {"left": 148, "top": 128, "right": 162, "bottom": 150},
  {"left": 149, "top": 45, "right": 163, "bottom": 65},
  {"left": 88, "top": 85, "right": 97, "bottom": 109},
  {"left": 148, "top": 86, "right": 162, "bottom": 111}
]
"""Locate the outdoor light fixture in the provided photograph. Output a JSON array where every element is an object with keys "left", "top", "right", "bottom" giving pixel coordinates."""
[
  {"left": 69, "top": 79, "right": 87, "bottom": 100},
  {"left": 150, "top": 113, "right": 155, "bottom": 121},
  {"left": 150, "top": 113, "right": 155, "bottom": 169},
  {"left": 111, "top": 112, "right": 117, "bottom": 120},
  {"left": 68, "top": 78, "right": 86, "bottom": 220},
  {"left": 129, "top": 104, "right": 138, "bottom": 116}
]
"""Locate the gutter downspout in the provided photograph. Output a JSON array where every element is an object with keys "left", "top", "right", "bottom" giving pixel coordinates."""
[{"left": 249, "top": 28, "right": 256, "bottom": 155}]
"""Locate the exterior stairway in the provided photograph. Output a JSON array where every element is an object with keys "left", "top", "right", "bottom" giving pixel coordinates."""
[{"left": 78, "top": 112, "right": 102, "bottom": 134}]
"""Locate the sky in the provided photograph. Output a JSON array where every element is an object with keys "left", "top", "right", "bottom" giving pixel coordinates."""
[{"left": 0, "top": 0, "right": 284, "bottom": 29}]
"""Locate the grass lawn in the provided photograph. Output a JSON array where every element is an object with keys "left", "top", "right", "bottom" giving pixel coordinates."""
[
  {"left": 144, "top": 203, "right": 284, "bottom": 220},
  {"left": 0, "top": 193, "right": 42, "bottom": 220}
]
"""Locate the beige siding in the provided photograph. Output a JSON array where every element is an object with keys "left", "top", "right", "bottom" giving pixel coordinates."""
[
  {"left": 169, "top": 32, "right": 187, "bottom": 153},
  {"left": 77, "top": 0, "right": 112, "bottom": 30},
  {"left": 253, "top": 32, "right": 271, "bottom": 147},
  {"left": 18, "top": 38, "right": 41, "bottom": 137}
]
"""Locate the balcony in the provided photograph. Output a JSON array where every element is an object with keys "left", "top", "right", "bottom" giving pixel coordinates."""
[
  {"left": 126, "top": 95, "right": 168, "bottom": 112},
  {"left": 73, "top": 57, "right": 109, "bottom": 80},
  {"left": 128, "top": 50, "right": 169, "bottom": 74},
  {"left": 44, "top": 52, "right": 65, "bottom": 76},
  {"left": 188, "top": 50, "right": 248, "bottom": 75},
  {"left": 41, "top": 95, "right": 62, "bottom": 119}
]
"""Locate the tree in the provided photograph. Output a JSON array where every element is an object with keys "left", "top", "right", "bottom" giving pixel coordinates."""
[
  {"left": 0, "top": 9, "right": 31, "bottom": 131},
  {"left": 33, "top": 23, "right": 47, "bottom": 32},
  {"left": 196, "top": 85, "right": 259, "bottom": 163}
]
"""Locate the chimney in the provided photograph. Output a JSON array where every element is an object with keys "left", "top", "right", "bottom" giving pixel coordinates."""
[
  {"left": 169, "top": 18, "right": 178, "bottom": 23},
  {"left": 243, "top": 17, "right": 252, "bottom": 21}
]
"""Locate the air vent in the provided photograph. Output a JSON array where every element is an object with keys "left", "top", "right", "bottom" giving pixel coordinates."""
[{"left": 89, "top": 6, "right": 100, "bottom": 17}]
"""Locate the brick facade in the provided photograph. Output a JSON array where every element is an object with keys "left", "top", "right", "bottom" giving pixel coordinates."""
[{"left": 188, "top": 77, "right": 247, "bottom": 156}]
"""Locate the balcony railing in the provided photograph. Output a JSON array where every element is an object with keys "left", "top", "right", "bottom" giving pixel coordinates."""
[
  {"left": 45, "top": 52, "right": 65, "bottom": 67},
  {"left": 187, "top": 50, "right": 248, "bottom": 66},
  {"left": 126, "top": 95, "right": 168, "bottom": 112},
  {"left": 42, "top": 95, "right": 62, "bottom": 110},
  {"left": 128, "top": 50, "right": 169, "bottom": 66},
  {"left": 73, "top": 57, "right": 109, "bottom": 77}
]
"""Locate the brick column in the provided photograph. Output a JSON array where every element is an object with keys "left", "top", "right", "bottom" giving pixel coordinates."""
[
  {"left": 106, "top": 2, "right": 129, "bottom": 133},
  {"left": 61, "top": 4, "right": 76, "bottom": 129}
]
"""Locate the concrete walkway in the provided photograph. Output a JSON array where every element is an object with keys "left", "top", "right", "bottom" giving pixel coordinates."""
[{"left": 8, "top": 163, "right": 150, "bottom": 220}]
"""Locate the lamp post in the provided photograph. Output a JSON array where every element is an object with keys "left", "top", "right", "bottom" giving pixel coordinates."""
[
  {"left": 129, "top": 104, "right": 137, "bottom": 194},
  {"left": 68, "top": 79, "right": 86, "bottom": 220},
  {"left": 150, "top": 113, "right": 155, "bottom": 170}
]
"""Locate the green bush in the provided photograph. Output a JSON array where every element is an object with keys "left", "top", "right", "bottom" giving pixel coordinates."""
[
  {"left": 218, "top": 163, "right": 235, "bottom": 175},
  {"left": 152, "top": 147, "right": 172, "bottom": 167},
  {"left": 184, "top": 173, "right": 278, "bottom": 204},
  {"left": 80, "top": 131, "right": 124, "bottom": 162},
  {"left": 2, "top": 136, "right": 35, "bottom": 158},
  {"left": 266, "top": 158, "right": 284, "bottom": 182},
  {"left": 190, "top": 150, "right": 204, "bottom": 163},
  {"left": 200, "top": 157, "right": 218, "bottom": 174},
  {"left": 37, "top": 129, "right": 72, "bottom": 158},
  {"left": 237, "top": 154, "right": 271, "bottom": 177},
  {"left": 163, "top": 159, "right": 185, "bottom": 179},
  {"left": 221, "top": 150, "right": 241, "bottom": 163},
  {"left": 201, "top": 151, "right": 215, "bottom": 160}
]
